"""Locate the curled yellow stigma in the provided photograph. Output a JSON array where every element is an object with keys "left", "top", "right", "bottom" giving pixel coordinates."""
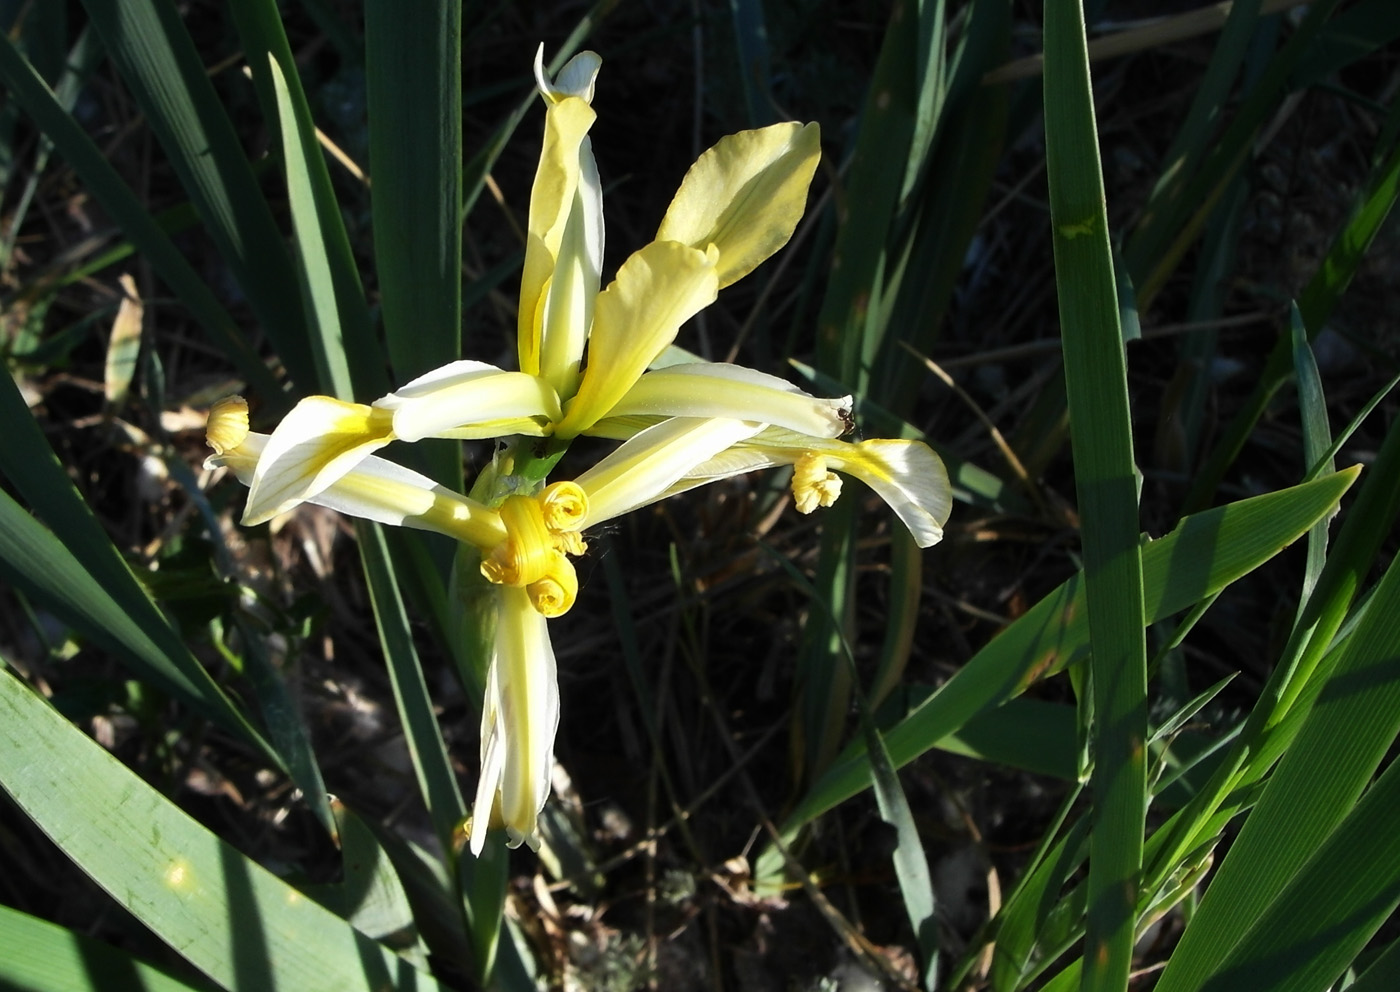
[
  {"left": 206, "top": 396, "right": 250, "bottom": 455},
  {"left": 481, "top": 494, "right": 555, "bottom": 587},
  {"left": 539, "top": 481, "right": 588, "bottom": 533},
  {"left": 481, "top": 488, "right": 589, "bottom": 616},
  {"left": 527, "top": 553, "right": 578, "bottom": 617},
  {"left": 792, "top": 451, "right": 842, "bottom": 513}
]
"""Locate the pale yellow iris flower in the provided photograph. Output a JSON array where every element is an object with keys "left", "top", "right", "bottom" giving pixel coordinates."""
[
  {"left": 239, "top": 48, "right": 827, "bottom": 526},
  {"left": 207, "top": 48, "right": 952, "bottom": 854}
]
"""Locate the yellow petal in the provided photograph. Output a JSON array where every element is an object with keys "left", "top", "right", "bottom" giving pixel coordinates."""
[
  {"left": 243, "top": 396, "right": 394, "bottom": 526},
  {"left": 474, "top": 585, "right": 559, "bottom": 853},
  {"left": 519, "top": 96, "right": 598, "bottom": 377},
  {"left": 533, "top": 44, "right": 601, "bottom": 104},
  {"left": 605, "top": 362, "right": 852, "bottom": 438},
  {"left": 657, "top": 432, "right": 953, "bottom": 548},
  {"left": 554, "top": 241, "right": 720, "bottom": 438},
  {"left": 205, "top": 396, "right": 250, "bottom": 455},
  {"left": 823, "top": 439, "right": 951, "bottom": 548},
  {"left": 374, "top": 360, "right": 562, "bottom": 442},
  {"left": 655, "top": 122, "right": 820, "bottom": 289},
  {"left": 572, "top": 417, "right": 762, "bottom": 526}
]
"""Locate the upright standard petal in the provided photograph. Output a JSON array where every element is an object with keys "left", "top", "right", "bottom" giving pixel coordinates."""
[
  {"left": 519, "top": 51, "right": 604, "bottom": 397},
  {"left": 598, "top": 362, "right": 853, "bottom": 439},
  {"left": 469, "top": 585, "right": 561, "bottom": 855},
  {"left": 243, "top": 396, "right": 395, "bottom": 526},
  {"left": 655, "top": 122, "right": 820, "bottom": 289},
  {"left": 374, "top": 360, "right": 562, "bottom": 442},
  {"left": 553, "top": 241, "right": 720, "bottom": 438},
  {"left": 571, "top": 417, "right": 763, "bottom": 527},
  {"left": 533, "top": 45, "right": 602, "bottom": 104}
]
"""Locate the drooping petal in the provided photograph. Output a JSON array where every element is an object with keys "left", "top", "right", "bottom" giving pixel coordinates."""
[
  {"left": 469, "top": 637, "right": 509, "bottom": 856},
  {"left": 671, "top": 432, "right": 953, "bottom": 548},
  {"left": 600, "top": 362, "right": 852, "bottom": 439},
  {"left": 209, "top": 429, "right": 507, "bottom": 547},
  {"left": 655, "top": 122, "right": 820, "bottom": 289},
  {"left": 243, "top": 396, "right": 395, "bottom": 526},
  {"left": 374, "top": 360, "right": 562, "bottom": 441},
  {"left": 554, "top": 241, "right": 720, "bottom": 438},
  {"left": 571, "top": 417, "right": 763, "bottom": 526},
  {"left": 472, "top": 584, "right": 560, "bottom": 854},
  {"left": 823, "top": 438, "right": 952, "bottom": 548}
]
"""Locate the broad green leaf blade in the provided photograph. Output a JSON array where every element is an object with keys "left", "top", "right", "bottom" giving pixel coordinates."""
[
  {"left": 1150, "top": 396, "right": 1400, "bottom": 890},
  {"left": 0, "top": 375, "right": 275, "bottom": 763},
  {"left": 755, "top": 466, "right": 1359, "bottom": 884},
  {"left": 0, "top": 905, "right": 214, "bottom": 991},
  {"left": 0, "top": 665, "right": 444, "bottom": 992},
  {"left": 268, "top": 55, "right": 355, "bottom": 402},
  {"left": 0, "top": 32, "right": 283, "bottom": 401},
  {"left": 366, "top": 0, "right": 464, "bottom": 489},
  {"left": 1155, "top": 549, "right": 1400, "bottom": 992},
  {"left": 1044, "top": 2, "right": 1147, "bottom": 987},
  {"left": 930, "top": 696, "right": 1078, "bottom": 780},
  {"left": 356, "top": 521, "right": 466, "bottom": 851},
  {"left": 232, "top": 2, "right": 384, "bottom": 401},
  {"left": 1201, "top": 757, "right": 1400, "bottom": 992},
  {"left": 79, "top": 0, "right": 318, "bottom": 390},
  {"left": 302, "top": 802, "right": 419, "bottom": 946},
  {"left": 364, "top": 0, "right": 462, "bottom": 488}
]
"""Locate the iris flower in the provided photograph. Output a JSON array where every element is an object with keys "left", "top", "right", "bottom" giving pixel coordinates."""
[{"left": 207, "top": 48, "right": 951, "bottom": 854}]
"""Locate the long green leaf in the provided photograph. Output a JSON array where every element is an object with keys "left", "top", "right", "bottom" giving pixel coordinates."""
[
  {"left": 1044, "top": 3, "right": 1147, "bottom": 986},
  {"left": 754, "top": 465, "right": 1359, "bottom": 885},
  {"left": 0, "top": 665, "right": 444, "bottom": 992},
  {"left": 0, "top": 905, "right": 214, "bottom": 991},
  {"left": 1146, "top": 398, "right": 1400, "bottom": 890},
  {"left": 365, "top": 0, "right": 462, "bottom": 489},
  {"left": 356, "top": 521, "right": 466, "bottom": 850},
  {"left": 79, "top": 0, "right": 318, "bottom": 390},
  {"left": 231, "top": 2, "right": 384, "bottom": 401},
  {"left": 1202, "top": 758, "right": 1400, "bottom": 992},
  {"left": 1155, "top": 548, "right": 1400, "bottom": 992},
  {"left": 0, "top": 375, "right": 275, "bottom": 762},
  {"left": 268, "top": 55, "right": 355, "bottom": 402}
]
